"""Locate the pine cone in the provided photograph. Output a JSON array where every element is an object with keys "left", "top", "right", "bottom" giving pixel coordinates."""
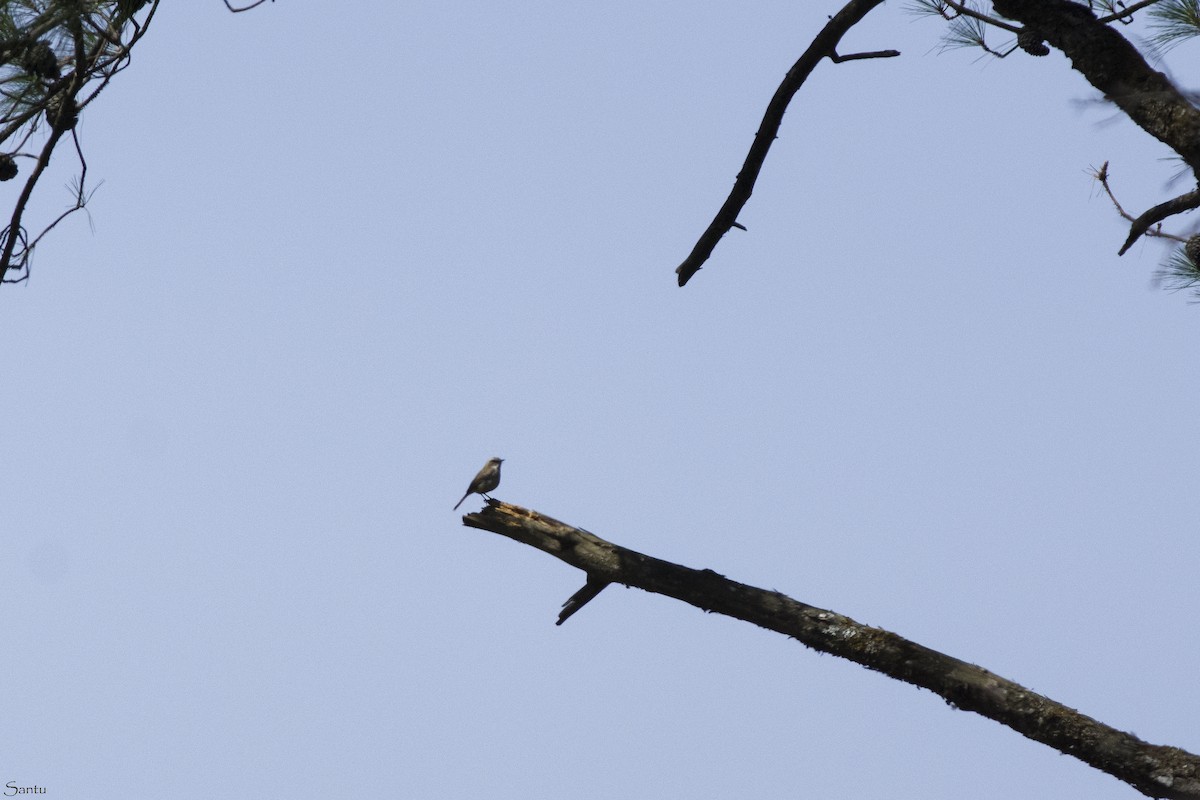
[
  {"left": 1186, "top": 235, "right": 1200, "bottom": 267},
  {"left": 20, "top": 40, "right": 59, "bottom": 80},
  {"left": 0, "top": 154, "right": 16, "bottom": 182},
  {"left": 45, "top": 95, "right": 77, "bottom": 131},
  {"left": 1017, "top": 30, "right": 1049, "bottom": 57}
]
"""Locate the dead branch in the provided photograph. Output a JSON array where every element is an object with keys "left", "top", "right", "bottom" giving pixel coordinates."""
[
  {"left": 464, "top": 499, "right": 1200, "bottom": 800},
  {"left": 1090, "top": 160, "right": 1189, "bottom": 249},
  {"left": 674, "top": 0, "right": 893, "bottom": 287},
  {"left": 1120, "top": 188, "right": 1200, "bottom": 254},
  {"left": 829, "top": 48, "right": 900, "bottom": 63}
]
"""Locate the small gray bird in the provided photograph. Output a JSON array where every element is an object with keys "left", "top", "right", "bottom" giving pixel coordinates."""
[{"left": 453, "top": 457, "right": 504, "bottom": 510}]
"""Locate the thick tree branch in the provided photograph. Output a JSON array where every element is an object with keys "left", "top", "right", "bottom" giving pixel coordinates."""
[
  {"left": 464, "top": 500, "right": 1200, "bottom": 800},
  {"left": 674, "top": 0, "right": 892, "bottom": 287},
  {"left": 990, "top": 0, "right": 1200, "bottom": 253}
]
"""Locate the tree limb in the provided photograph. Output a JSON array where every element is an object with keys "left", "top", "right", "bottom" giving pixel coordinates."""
[
  {"left": 463, "top": 500, "right": 1200, "bottom": 799},
  {"left": 674, "top": 0, "right": 892, "bottom": 287},
  {"left": 990, "top": 0, "right": 1200, "bottom": 253}
]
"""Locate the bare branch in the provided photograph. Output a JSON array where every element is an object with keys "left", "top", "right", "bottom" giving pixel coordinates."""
[
  {"left": 25, "top": 129, "right": 97, "bottom": 253},
  {"left": 1090, "top": 161, "right": 1190, "bottom": 248},
  {"left": 464, "top": 500, "right": 1200, "bottom": 799},
  {"left": 1119, "top": 188, "right": 1200, "bottom": 253},
  {"left": 557, "top": 576, "right": 610, "bottom": 626},
  {"left": 674, "top": 0, "right": 893, "bottom": 287},
  {"left": 829, "top": 48, "right": 901, "bottom": 62}
]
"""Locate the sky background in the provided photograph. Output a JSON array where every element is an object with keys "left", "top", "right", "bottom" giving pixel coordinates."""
[{"left": 2, "top": 2, "right": 1198, "bottom": 798}]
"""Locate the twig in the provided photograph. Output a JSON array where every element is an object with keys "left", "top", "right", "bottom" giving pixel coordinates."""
[
  {"left": 223, "top": 0, "right": 272, "bottom": 12},
  {"left": 1091, "top": 161, "right": 1191, "bottom": 249},
  {"left": 1096, "top": 0, "right": 1162, "bottom": 25},
  {"left": 941, "top": 0, "right": 1022, "bottom": 33},
  {"left": 25, "top": 130, "right": 96, "bottom": 252}
]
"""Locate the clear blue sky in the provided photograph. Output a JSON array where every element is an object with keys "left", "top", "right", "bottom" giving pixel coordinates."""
[{"left": 2, "top": 2, "right": 1197, "bottom": 798}]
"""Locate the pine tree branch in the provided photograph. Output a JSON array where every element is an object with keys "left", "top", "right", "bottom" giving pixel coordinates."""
[
  {"left": 941, "top": 0, "right": 1022, "bottom": 33},
  {"left": 991, "top": 0, "right": 1200, "bottom": 253},
  {"left": 464, "top": 500, "right": 1200, "bottom": 800},
  {"left": 0, "top": 0, "right": 160, "bottom": 284}
]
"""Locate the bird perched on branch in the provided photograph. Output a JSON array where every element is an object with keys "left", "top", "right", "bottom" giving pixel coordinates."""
[{"left": 453, "top": 457, "right": 504, "bottom": 510}]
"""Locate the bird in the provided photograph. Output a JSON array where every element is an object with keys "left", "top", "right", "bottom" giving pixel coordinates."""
[{"left": 453, "top": 457, "right": 504, "bottom": 510}]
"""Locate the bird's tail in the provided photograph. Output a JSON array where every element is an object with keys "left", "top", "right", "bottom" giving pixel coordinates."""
[{"left": 453, "top": 493, "right": 469, "bottom": 511}]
